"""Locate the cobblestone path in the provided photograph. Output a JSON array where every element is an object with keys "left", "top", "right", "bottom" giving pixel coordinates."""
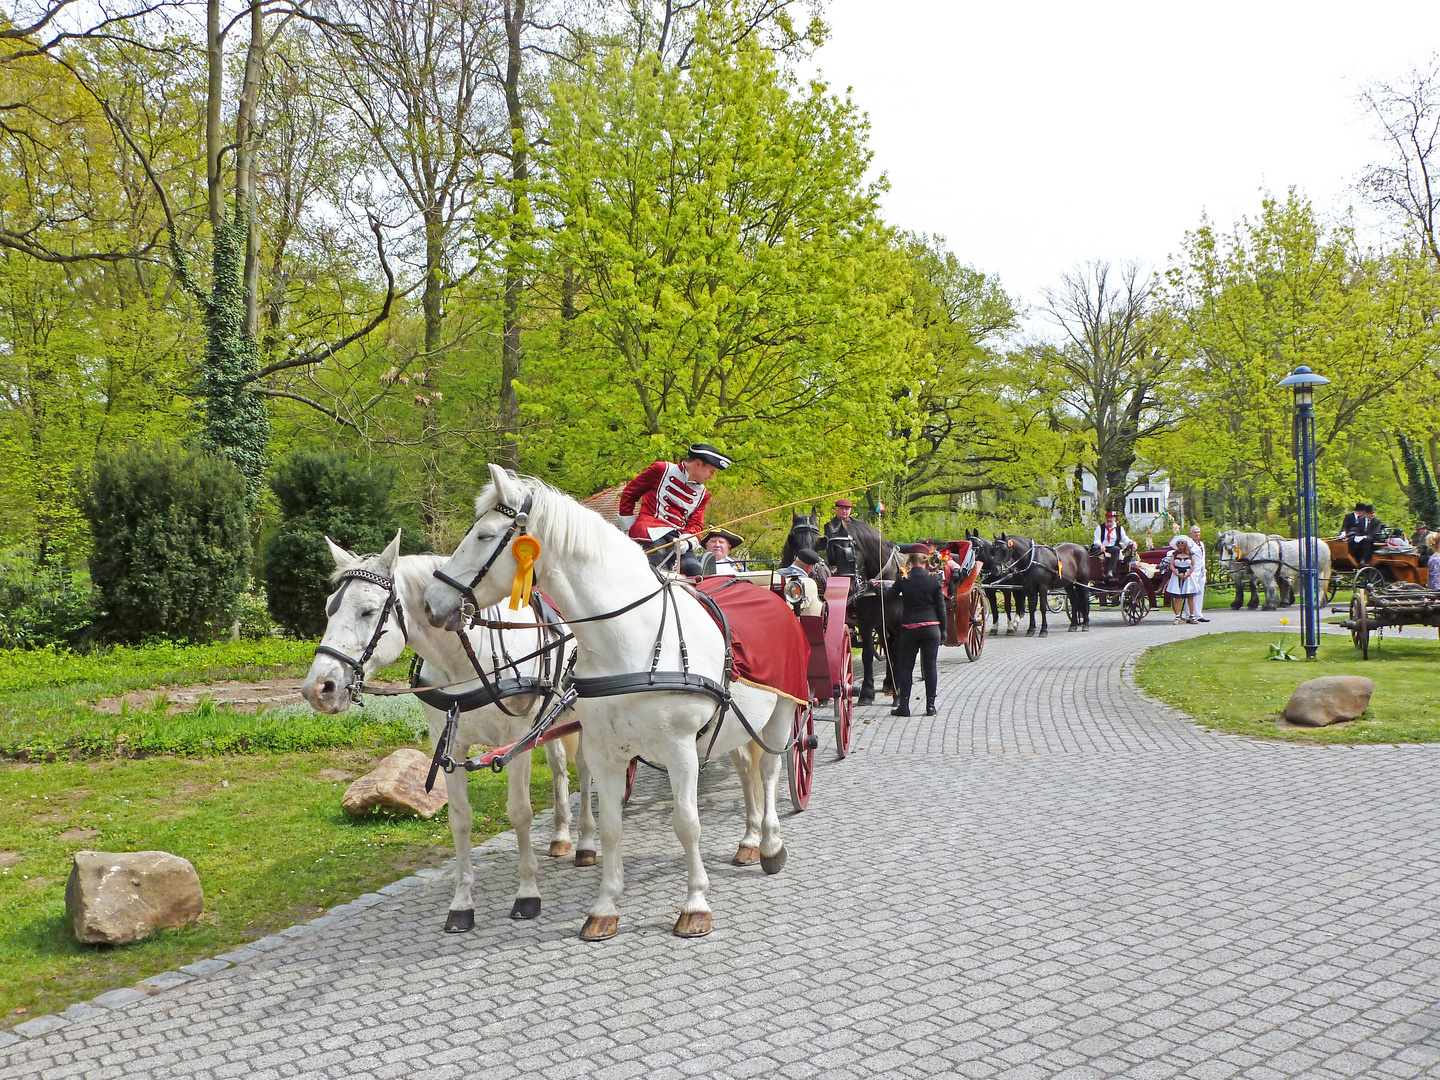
[{"left": 5, "top": 608, "right": 1440, "bottom": 1079}]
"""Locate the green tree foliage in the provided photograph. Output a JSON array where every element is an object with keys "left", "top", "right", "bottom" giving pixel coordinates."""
[
  {"left": 82, "top": 444, "right": 251, "bottom": 643},
  {"left": 895, "top": 235, "right": 1077, "bottom": 511},
  {"left": 1153, "top": 192, "right": 1440, "bottom": 526},
  {"left": 522, "top": 25, "right": 916, "bottom": 495},
  {"left": 1397, "top": 433, "right": 1440, "bottom": 527},
  {"left": 262, "top": 450, "right": 423, "bottom": 637}
]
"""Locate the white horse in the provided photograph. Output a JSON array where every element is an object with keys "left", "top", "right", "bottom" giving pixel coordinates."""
[
  {"left": 423, "top": 465, "right": 796, "bottom": 941},
  {"left": 300, "top": 530, "right": 592, "bottom": 931},
  {"left": 1217, "top": 530, "right": 1332, "bottom": 611}
]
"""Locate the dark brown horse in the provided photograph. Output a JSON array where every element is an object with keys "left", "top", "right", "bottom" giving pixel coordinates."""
[
  {"left": 968, "top": 530, "right": 1028, "bottom": 635},
  {"left": 990, "top": 535, "right": 1092, "bottom": 635},
  {"left": 788, "top": 514, "right": 899, "bottom": 704}
]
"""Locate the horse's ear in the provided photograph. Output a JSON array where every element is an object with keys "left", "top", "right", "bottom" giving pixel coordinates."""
[
  {"left": 326, "top": 536, "right": 356, "bottom": 568},
  {"left": 375, "top": 529, "right": 403, "bottom": 573},
  {"left": 487, "top": 462, "right": 518, "bottom": 505}
]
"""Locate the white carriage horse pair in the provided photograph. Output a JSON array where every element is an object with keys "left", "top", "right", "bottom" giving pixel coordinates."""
[
  {"left": 303, "top": 464, "right": 797, "bottom": 940},
  {"left": 1217, "top": 529, "right": 1333, "bottom": 611}
]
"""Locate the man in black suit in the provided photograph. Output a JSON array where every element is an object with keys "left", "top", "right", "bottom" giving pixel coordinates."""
[
  {"left": 1340, "top": 501, "right": 1366, "bottom": 539},
  {"left": 1348, "top": 504, "right": 1384, "bottom": 566}
]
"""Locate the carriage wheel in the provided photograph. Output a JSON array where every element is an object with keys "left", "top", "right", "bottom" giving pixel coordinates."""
[
  {"left": 965, "top": 589, "right": 987, "bottom": 661},
  {"left": 832, "top": 650, "right": 854, "bottom": 759},
  {"left": 1120, "top": 580, "right": 1149, "bottom": 625},
  {"left": 1047, "top": 590, "right": 1065, "bottom": 613},
  {"left": 622, "top": 757, "right": 639, "bottom": 806},
  {"left": 1355, "top": 566, "right": 1383, "bottom": 593},
  {"left": 1323, "top": 575, "right": 1338, "bottom": 605},
  {"left": 786, "top": 703, "right": 815, "bottom": 813},
  {"left": 1349, "top": 591, "right": 1370, "bottom": 659}
]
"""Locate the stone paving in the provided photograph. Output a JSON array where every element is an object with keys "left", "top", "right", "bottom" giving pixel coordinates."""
[{"left": 6, "top": 606, "right": 1440, "bottom": 1079}]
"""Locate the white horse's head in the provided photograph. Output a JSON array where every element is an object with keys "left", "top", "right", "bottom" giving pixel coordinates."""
[
  {"left": 425, "top": 464, "right": 534, "bottom": 633},
  {"left": 1216, "top": 529, "right": 1239, "bottom": 569},
  {"left": 300, "top": 529, "right": 407, "bottom": 713}
]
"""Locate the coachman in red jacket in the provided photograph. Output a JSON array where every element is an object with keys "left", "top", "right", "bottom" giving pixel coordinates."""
[{"left": 618, "top": 443, "right": 731, "bottom": 567}]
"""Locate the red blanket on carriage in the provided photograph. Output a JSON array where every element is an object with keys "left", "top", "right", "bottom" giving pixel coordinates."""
[{"left": 692, "top": 578, "right": 811, "bottom": 706}]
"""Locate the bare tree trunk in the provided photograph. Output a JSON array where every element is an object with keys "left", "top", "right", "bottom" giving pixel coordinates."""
[
  {"left": 236, "top": 0, "right": 266, "bottom": 338},
  {"left": 498, "top": 0, "right": 527, "bottom": 471}
]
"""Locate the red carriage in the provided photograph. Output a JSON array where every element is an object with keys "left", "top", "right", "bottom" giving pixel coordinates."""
[
  {"left": 928, "top": 540, "right": 988, "bottom": 660},
  {"left": 1078, "top": 546, "right": 1173, "bottom": 624}
]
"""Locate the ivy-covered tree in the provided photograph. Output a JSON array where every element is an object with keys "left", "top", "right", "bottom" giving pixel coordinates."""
[{"left": 1398, "top": 432, "right": 1440, "bottom": 526}]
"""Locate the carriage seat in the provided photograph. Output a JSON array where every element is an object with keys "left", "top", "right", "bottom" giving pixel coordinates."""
[{"left": 727, "top": 568, "right": 823, "bottom": 618}]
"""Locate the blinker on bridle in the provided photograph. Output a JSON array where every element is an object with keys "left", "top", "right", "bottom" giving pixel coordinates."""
[
  {"left": 432, "top": 493, "right": 535, "bottom": 623},
  {"left": 314, "top": 564, "right": 409, "bottom": 702}
]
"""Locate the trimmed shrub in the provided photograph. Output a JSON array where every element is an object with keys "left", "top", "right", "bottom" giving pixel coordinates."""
[
  {"left": 82, "top": 444, "right": 251, "bottom": 643},
  {"left": 262, "top": 451, "right": 423, "bottom": 638},
  {"left": 0, "top": 556, "right": 97, "bottom": 650}
]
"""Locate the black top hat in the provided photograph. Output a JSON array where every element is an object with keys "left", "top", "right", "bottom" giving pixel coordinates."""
[
  {"left": 686, "top": 443, "right": 731, "bottom": 469},
  {"left": 1354, "top": 501, "right": 1366, "bottom": 511},
  {"left": 702, "top": 529, "right": 744, "bottom": 547}
]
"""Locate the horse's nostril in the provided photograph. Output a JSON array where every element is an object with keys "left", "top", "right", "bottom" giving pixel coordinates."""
[{"left": 321, "top": 680, "right": 335, "bottom": 697}]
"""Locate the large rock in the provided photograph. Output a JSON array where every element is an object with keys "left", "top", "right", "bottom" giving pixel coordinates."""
[
  {"left": 342, "top": 748, "right": 448, "bottom": 818},
  {"left": 66, "top": 850, "right": 204, "bottom": 945},
  {"left": 1283, "top": 675, "right": 1376, "bottom": 727}
]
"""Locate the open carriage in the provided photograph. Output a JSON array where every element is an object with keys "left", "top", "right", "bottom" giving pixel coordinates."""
[
  {"left": 1342, "top": 581, "right": 1440, "bottom": 659},
  {"left": 1325, "top": 536, "right": 1428, "bottom": 598},
  {"left": 701, "top": 570, "right": 854, "bottom": 812},
  {"left": 928, "top": 540, "right": 987, "bottom": 660},
  {"left": 1080, "top": 547, "right": 1173, "bottom": 624}
]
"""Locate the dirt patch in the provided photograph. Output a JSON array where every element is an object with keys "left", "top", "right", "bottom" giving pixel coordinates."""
[
  {"left": 84, "top": 679, "right": 410, "bottom": 715},
  {"left": 0, "top": 851, "right": 20, "bottom": 867},
  {"left": 57, "top": 827, "right": 99, "bottom": 842},
  {"left": 86, "top": 679, "right": 306, "bottom": 715},
  {"left": 317, "top": 768, "right": 356, "bottom": 783}
]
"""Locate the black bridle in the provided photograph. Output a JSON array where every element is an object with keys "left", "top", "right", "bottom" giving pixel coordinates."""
[
  {"left": 313, "top": 566, "right": 408, "bottom": 703},
  {"left": 431, "top": 493, "right": 535, "bottom": 623}
]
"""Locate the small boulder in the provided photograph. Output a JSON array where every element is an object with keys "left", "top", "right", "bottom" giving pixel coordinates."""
[
  {"left": 341, "top": 748, "right": 448, "bottom": 818},
  {"left": 1282, "top": 675, "right": 1376, "bottom": 727},
  {"left": 66, "top": 850, "right": 204, "bottom": 945}
]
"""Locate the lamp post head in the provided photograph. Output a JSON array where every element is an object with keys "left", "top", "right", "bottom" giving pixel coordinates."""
[{"left": 1278, "top": 365, "right": 1329, "bottom": 407}]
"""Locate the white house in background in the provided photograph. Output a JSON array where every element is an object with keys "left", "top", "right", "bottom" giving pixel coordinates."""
[{"left": 1048, "top": 470, "right": 1181, "bottom": 531}]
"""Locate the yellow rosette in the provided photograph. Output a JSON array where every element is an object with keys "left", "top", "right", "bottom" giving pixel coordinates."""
[{"left": 509, "top": 535, "right": 541, "bottom": 610}]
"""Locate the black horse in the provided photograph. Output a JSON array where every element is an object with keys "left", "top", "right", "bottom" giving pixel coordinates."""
[
  {"left": 968, "top": 530, "right": 1028, "bottom": 635},
  {"left": 988, "top": 535, "right": 1092, "bottom": 636},
  {"left": 788, "top": 513, "right": 899, "bottom": 704}
]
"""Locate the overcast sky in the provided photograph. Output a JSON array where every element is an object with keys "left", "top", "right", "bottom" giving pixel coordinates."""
[{"left": 800, "top": 0, "right": 1440, "bottom": 332}]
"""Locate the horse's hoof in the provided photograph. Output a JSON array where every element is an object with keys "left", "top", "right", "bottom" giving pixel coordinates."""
[
  {"left": 1080, "top": 624, "right": 1089, "bottom": 632},
  {"left": 732, "top": 844, "right": 760, "bottom": 866},
  {"left": 510, "top": 896, "right": 541, "bottom": 920},
  {"left": 857, "top": 695, "right": 875, "bottom": 706},
  {"left": 580, "top": 915, "right": 619, "bottom": 940},
  {"left": 1026, "top": 629, "right": 1036, "bottom": 637},
  {"left": 548, "top": 840, "right": 572, "bottom": 858},
  {"left": 443, "top": 909, "right": 475, "bottom": 934},
  {"left": 574, "top": 849, "right": 597, "bottom": 867},
  {"left": 1038, "top": 630, "right": 1048, "bottom": 638},
  {"left": 760, "top": 845, "right": 788, "bottom": 875},
  {"left": 1230, "top": 602, "right": 1243, "bottom": 610},
  {"left": 673, "top": 911, "right": 712, "bottom": 938},
  {"left": 1005, "top": 628, "right": 1015, "bottom": 636},
  {"left": 1067, "top": 625, "right": 1076, "bottom": 633},
  {"left": 1247, "top": 603, "right": 1260, "bottom": 610}
]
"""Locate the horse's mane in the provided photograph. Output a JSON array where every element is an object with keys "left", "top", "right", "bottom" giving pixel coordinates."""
[
  {"left": 476, "top": 474, "right": 650, "bottom": 572},
  {"left": 843, "top": 518, "right": 897, "bottom": 578},
  {"left": 331, "top": 552, "right": 444, "bottom": 595}
]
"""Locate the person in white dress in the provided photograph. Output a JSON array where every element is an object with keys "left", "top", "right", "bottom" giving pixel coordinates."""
[
  {"left": 1167, "top": 537, "right": 1202, "bottom": 623},
  {"left": 1170, "top": 526, "right": 1208, "bottom": 622}
]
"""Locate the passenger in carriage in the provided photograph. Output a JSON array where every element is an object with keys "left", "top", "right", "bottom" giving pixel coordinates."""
[
  {"left": 1092, "top": 509, "right": 1131, "bottom": 579},
  {"left": 700, "top": 529, "right": 745, "bottom": 576},
  {"left": 617, "top": 442, "right": 730, "bottom": 569},
  {"left": 1346, "top": 503, "right": 1384, "bottom": 566}
]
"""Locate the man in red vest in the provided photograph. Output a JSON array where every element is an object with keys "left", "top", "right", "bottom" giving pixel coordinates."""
[{"left": 618, "top": 443, "right": 731, "bottom": 566}]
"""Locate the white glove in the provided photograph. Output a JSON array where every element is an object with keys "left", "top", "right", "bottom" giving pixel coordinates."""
[
  {"left": 679, "top": 534, "right": 697, "bottom": 553},
  {"left": 619, "top": 514, "right": 637, "bottom": 530}
]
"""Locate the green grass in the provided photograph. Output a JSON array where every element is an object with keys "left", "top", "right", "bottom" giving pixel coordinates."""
[
  {"left": 1135, "top": 631, "right": 1440, "bottom": 743},
  {"left": 0, "top": 640, "right": 416, "bottom": 760},
  {"left": 0, "top": 749, "right": 557, "bottom": 1027}
]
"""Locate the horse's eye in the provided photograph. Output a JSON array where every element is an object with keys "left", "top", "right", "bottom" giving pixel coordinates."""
[{"left": 359, "top": 608, "right": 379, "bottom": 620}]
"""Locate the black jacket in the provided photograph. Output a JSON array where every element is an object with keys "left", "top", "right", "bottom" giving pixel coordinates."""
[
  {"left": 1341, "top": 512, "right": 1363, "bottom": 537},
  {"left": 882, "top": 568, "right": 947, "bottom": 633}
]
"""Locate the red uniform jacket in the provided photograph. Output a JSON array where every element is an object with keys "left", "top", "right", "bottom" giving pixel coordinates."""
[{"left": 618, "top": 461, "right": 711, "bottom": 540}]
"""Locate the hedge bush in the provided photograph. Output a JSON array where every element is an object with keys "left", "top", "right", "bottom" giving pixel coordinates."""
[
  {"left": 82, "top": 444, "right": 251, "bottom": 643},
  {"left": 0, "top": 557, "right": 97, "bottom": 650},
  {"left": 262, "top": 451, "right": 423, "bottom": 637}
]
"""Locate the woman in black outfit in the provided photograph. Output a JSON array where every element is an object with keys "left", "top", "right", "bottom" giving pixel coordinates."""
[{"left": 872, "top": 548, "right": 948, "bottom": 717}]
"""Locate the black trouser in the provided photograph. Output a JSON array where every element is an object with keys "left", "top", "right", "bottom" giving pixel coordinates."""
[
  {"left": 1348, "top": 536, "right": 1376, "bottom": 566},
  {"left": 639, "top": 532, "right": 680, "bottom": 569},
  {"left": 1102, "top": 544, "right": 1122, "bottom": 578},
  {"left": 892, "top": 624, "right": 942, "bottom": 711}
]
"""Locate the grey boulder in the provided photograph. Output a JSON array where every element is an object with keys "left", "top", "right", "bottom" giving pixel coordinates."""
[
  {"left": 66, "top": 850, "right": 204, "bottom": 945},
  {"left": 341, "top": 748, "right": 448, "bottom": 818},
  {"left": 1282, "top": 675, "right": 1376, "bottom": 727}
]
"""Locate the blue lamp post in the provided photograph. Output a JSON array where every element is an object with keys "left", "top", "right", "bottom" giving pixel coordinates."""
[{"left": 1277, "top": 365, "right": 1330, "bottom": 659}]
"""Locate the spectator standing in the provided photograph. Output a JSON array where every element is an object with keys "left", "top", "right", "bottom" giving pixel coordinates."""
[
  {"left": 1168, "top": 538, "right": 1200, "bottom": 624},
  {"left": 872, "top": 548, "right": 948, "bottom": 717},
  {"left": 1428, "top": 534, "right": 1440, "bottom": 590}
]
